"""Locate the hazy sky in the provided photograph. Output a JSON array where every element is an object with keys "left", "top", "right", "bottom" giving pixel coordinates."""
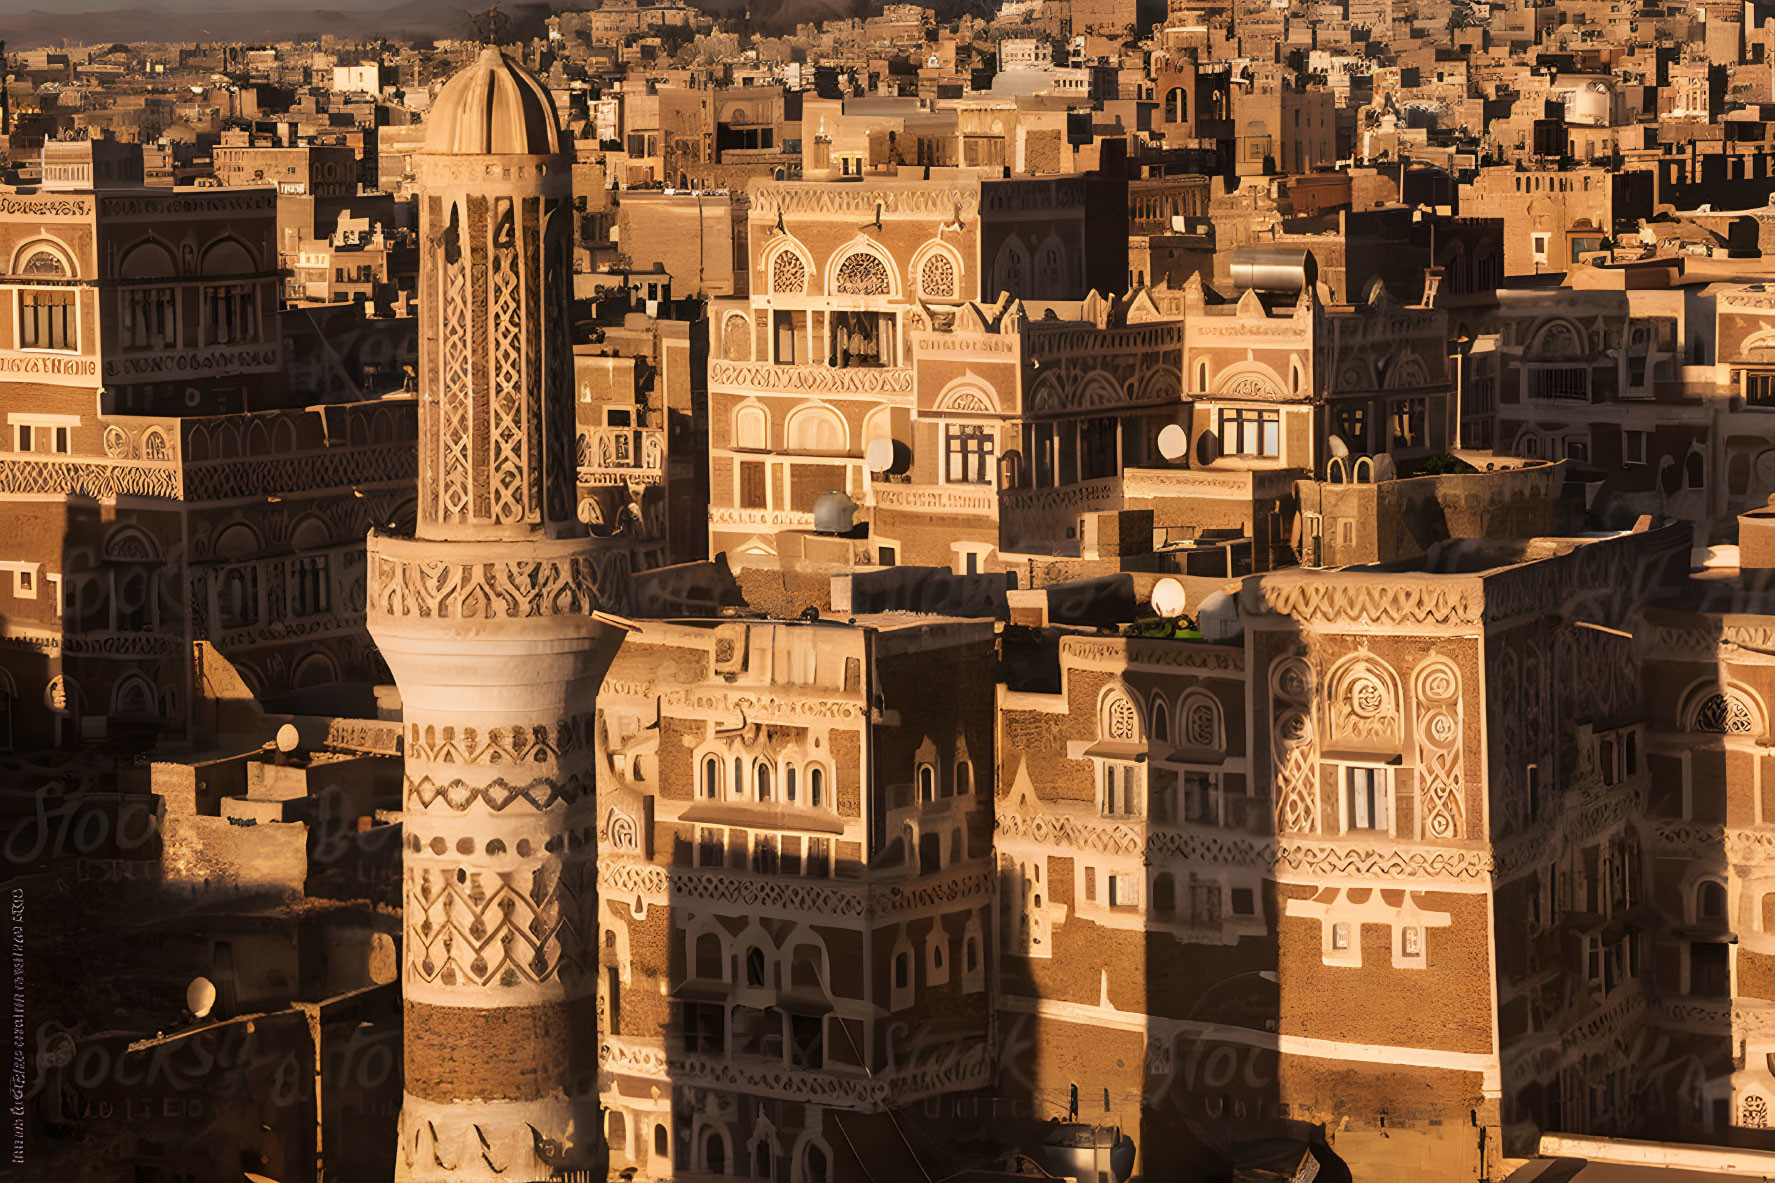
[{"left": 0, "top": 0, "right": 401, "bottom": 13}]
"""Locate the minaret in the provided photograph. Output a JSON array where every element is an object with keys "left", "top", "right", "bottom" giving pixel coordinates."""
[{"left": 367, "top": 47, "right": 609, "bottom": 1182}]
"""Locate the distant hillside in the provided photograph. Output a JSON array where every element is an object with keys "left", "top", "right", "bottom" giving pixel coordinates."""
[
  {"left": 0, "top": 0, "right": 901, "bottom": 53},
  {"left": 2, "top": 0, "right": 500, "bottom": 49}
]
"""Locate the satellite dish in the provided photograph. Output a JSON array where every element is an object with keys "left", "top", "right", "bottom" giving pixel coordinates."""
[
  {"left": 1372, "top": 452, "right": 1397, "bottom": 481},
  {"left": 865, "top": 436, "right": 897, "bottom": 473},
  {"left": 1195, "top": 430, "right": 1220, "bottom": 465},
  {"left": 1151, "top": 578, "right": 1187, "bottom": 619},
  {"left": 1328, "top": 434, "right": 1350, "bottom": 458},
  {"left": 1157, "top": 424, "right": 1189, "bottom": 461},
  {"left": 187, "top": 976, "right": 217, "bottom": 1019},
  {"left": 275, "top": 723, "right": 300, "bottom": 754}
]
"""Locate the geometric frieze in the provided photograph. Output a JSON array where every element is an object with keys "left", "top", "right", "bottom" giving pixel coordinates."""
[
  {"left": 407, "top": 772, "right": 595, "bottom": 812},
  {"left": 609, "top": 861, "right": 994, "bottom": 924},
  {"left": 708, "top": 359, "right": 914, "bottom": 396},
  {"left": 996, "top": 804, "right": 1495, "bottom": 884},
  {"left": 367, "top": 548, "right": 621, "bottom": 620},
  {"left": 406, "top": 715, "right": 597, "bottom": 765},
  {"left": 1247, "top": 574, "right": 1486, "bottom": 632},
  {"left": 751, "top": 183, "right": 981, "bottom": 220},
  {"left": 405, "top": 858, "right": 596, "bottom": 996}
]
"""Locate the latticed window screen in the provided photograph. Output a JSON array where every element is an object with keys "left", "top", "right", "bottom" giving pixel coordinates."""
[
  {"left": 771, "top": 252, "right": 806, "bottom": 294},
  {"left": 1695, "top": 692, "right": 1755, "bottom": 734},
  {"left": 835, "top": 252, "right": 891, "bottom": 295},
  {"left": 1104, "top": 695, "right": 1138, "bottom": 740},
  {"left": 920, "top": 252, "right": 956, "bottom": 299}
]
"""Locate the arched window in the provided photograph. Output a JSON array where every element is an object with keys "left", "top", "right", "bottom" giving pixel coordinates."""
[
  {"left": 894, "top": 951, "right": 910, "bottom": 989},
  {"left": 655, "top": 1124, "right": 669, "bottom": 1158},
  {"left": 1102, "top": 691, "right": 1140, "bottom": 741},
  {"left": 1149, "top": 695, "right": 1169, "bottom": 743},
  {"left": 745, "top": 946, "right": 767, "bottom": 987},
  {"left": 703, "top": 1130, "right": 726, "bottom": 1175},
  {"left": 1153, "top": 874, "right": 1176, "bottom": 913},
  {"left": 1685, "top": 452, "right": 1705, "bottom": 490},
  {"left": 919, "top": 250, "right": 957, "bottom": 300},
  {"left": 785, "top": 763, "right": 797, "bottom": 803},
  {"left": 734, "top": 405, "right": 768, "bottom": 451},
  {"left": 1698, "top": 880, "right": 1728, "bottom": 922},
  {"left": 955, "top": 760, "right": 971, "bottom": 796},
  {"left": 703, "top": 756, "right": 720, "bottom": 799},
  {"left": 756, "top": 761, "right": 773, "bottom": 801},
  {"left": 695, "top": 933, "right": 724, "bottom": 980},
  {"left": 1181, "top": 693, "right": 1224, "bottom": 750},
  {"left": 787, "top": 406, "right": 847, "bottom": 453},
  {"left": 771, "top": 250, "right": 807, "bottom": 294},
  {"left": 18, "top": 244, "right": 68, "bottom": 276},
  {"left": 833, "top": 250, "right": 892, "bottom": 295},
  {"left": 754, "top": 1141, "right": 773, "bottom": 1179},
  {"left": 804, "top": 1142, "right": 831, "bottom": 1183},
  {"left": 965, "top": 937, "right": 978, "bottom": 972},
  {"left": 918, "top": 764, "right": 936, "bottom": 803},
  {"left": 732, "top": 756, "right": 744, "bottom": 798},
  {"left": 1165, "top": 86, "right": 1187, "bottom": 122},
  {"left": 1694, "top": 691, "right": 1757, "bottom": 734},
  {"left": 810, "top": 767, "right": 824, "bottom": 808},
  {"left": 119, "top": 238, "right": 174, "bottom": 281}
]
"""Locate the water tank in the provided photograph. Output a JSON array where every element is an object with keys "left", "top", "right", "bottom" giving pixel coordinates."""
[
  {"left": 1196, "top": 589, "right": 1242, "bottom": 643},
  {"left": 813, "top": 491, "right": 856, "bottom": 535},
  {"left": 1229, "top": 245, "right": 1318, "bottom": 294}
]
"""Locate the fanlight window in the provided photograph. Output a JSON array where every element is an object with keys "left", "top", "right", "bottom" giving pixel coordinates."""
[
  {"left": 20, "top": 248, "right": 67, "bottom": 277},
  {"left": 919, "top": 252, "right": 957, "bottom": 300},
  {"left": 1103, "top": 692, "right": 1139, "bottom": 741},
  {"left": 1181, "top": 694, "right": 1223, "bottom": 750},
  {"left": 1695, "top": 692, "right": 1757, "bottom": 735},
  {"left": 834, "top": 252, "right": 891, "bottom": 296},
  {"left": 771, "top": 252, "right": 807, "bottom": 294}
]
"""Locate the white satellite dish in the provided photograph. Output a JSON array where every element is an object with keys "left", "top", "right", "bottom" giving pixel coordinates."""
[
  {"left": 865, "top": 436, "right": 897, "bottom": 473},
  {"left": 1328, "top": 434, "right": 1350, "bottom": 458},
  {"left": 275, "top": 723, "right": 300, "bottom": 754},
  {"left": 187, "top": 976, "right": 217, "bottom": 1019},
  {"left": 1372, "top": 452, "right": 1397, "bottom": 481},
  {"left": 1151, "top": 578, "right": 1187, "bottom": 619},
  {"left": 1157, "top": 424, "right": 1189, "bottom": 461}
]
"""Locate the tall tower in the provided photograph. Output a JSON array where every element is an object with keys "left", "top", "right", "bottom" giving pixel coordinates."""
[{"left": 367, "top": 47, "right": 609, "bottom": 1182}]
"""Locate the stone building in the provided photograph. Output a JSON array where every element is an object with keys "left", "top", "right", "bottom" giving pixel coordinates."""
[
  {"left": 704, "top": 174, "right": 1127, "bottom": 570},
  {"left": 995, "top": 522, "right": 1692, "bottom": 1181},
  {"left": 0, "top": 172, "right": 414, "bottom": 750}
]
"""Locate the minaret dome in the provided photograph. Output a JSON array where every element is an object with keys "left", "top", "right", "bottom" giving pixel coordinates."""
[{"left": 423, "top": 46, "right": 564, "bottom": 156}]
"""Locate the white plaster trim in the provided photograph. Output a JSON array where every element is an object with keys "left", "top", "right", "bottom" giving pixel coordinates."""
[{"left": 999, "top": 992, "right": 1500, "bottom": 1090}]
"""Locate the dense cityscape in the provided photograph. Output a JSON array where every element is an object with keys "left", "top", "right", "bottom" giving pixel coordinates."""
[{"left": 4, "top": 0, "right": 1775, "bottom": 1180}]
